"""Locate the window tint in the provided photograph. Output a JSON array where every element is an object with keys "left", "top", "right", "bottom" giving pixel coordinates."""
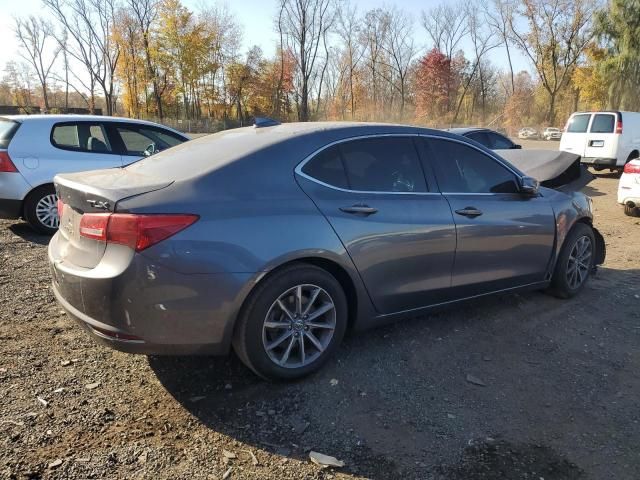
[
  {"left": 51, "top": 123, "right": 112, "bottom": 153},
  {"left": 567, "top": 114, "right": 591, "bottom": 133},
  {"left": 117, "top": 126, "right": 185, "bottom": 156},
  {"left": 301, "top": 145, "right": 348, "bottom": 189},
  {"left": 488, "top": 132, "right": 514, "bottom": 149},
  {"left": 590, "top": 114, "right": 615, "bottom": 133},
  {"left": 340, "top": 137, "right": 427, "bottom": 192},
  {"left": 466, "top": 132, "right": 490, "bottom": 148},
  {"left": 428, "top": 138, "right": 519, "bottom": 194}
]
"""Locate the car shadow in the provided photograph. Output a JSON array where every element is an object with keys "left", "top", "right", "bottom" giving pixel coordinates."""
[
  {"left": 8, "top": 222, "right": 51, "bottom": 246},
  {"left": 147, "top": 275, "right": 629, "bottom": 478}
]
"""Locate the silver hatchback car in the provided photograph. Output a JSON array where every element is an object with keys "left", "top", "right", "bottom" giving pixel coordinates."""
[
  {"left": 0, "top": 115, "right": 188, "bottom": 234},
  {"left": 49, "top": 122, "right": 605, "bottom": 380}
]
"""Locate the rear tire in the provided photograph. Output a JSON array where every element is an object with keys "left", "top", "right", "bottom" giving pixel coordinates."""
[
  {"left": 232, "top": 263, "right": 348, "bottom": 380},
  {"left": 548, "top": 223, "right": 595, "bottom": 299},
  {"left": 624, "top": 204, "right": 640, "bottom": 217},
  {"left": 23, "top": 185, "right": 59, "bottom": 235}
]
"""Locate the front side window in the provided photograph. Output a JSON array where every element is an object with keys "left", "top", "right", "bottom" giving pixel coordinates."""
[
  {"left": 590, "top": 114, "right": 615, "bottom": 133},
  {"left": 339, "top": 137, "right": 427, "bottom": 193},
  {"left": 117, "top": 126, "right": 185, "bottom": 156},
  {"left": 427, "top": 138, "right": 519, "bottom": 194},
  {"left": 51, "top": 123, "right": 112, "bottom": 153},
  {"left": 567, "top": 114, "right": 591, "bottom": 133}
]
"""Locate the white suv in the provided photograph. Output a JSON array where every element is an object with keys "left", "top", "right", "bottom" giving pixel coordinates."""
[{"left": 0, "top": 115, "right": 188, "bottom": 233}]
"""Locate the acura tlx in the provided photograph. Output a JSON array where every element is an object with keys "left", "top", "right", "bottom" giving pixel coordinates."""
[{"left": 49, "top": 122, "right": 605, "bottom": 380}]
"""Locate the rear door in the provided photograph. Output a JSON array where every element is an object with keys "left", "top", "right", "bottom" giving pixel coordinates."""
[
  {"left": 424, "top": 137, "right": 556, "bottom": 297},
  {"left": 37, "top": 122, "right": 124, "bottom": 185},
  {"left": 296, "top": 136, "right": 457, "bottom": 314},
  {"left": 583, "top": 112, "right": 618, "bottom": 162},
  {"left": 560, "top": 113, "right": 591, "bottom": 157}
]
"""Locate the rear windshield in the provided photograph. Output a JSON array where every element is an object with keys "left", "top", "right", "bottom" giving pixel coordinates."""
[
  {"left": 590, "top": 114, "right": 615, "bottom": 133},
  {"left": 0, "top": 119, "right": 20, "bottom": 149},
  {"left": 567, "top": 114, "right": 591, "bottom": 133}
]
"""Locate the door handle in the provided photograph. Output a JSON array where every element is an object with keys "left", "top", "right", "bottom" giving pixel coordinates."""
[
  {"left": 340, "top": 205, "right": 378, "bottom": 215},
  {"left": 455, "top": 207, "right": 483, "bottom": 218}
]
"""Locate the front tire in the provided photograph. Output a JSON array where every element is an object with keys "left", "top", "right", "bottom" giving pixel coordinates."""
[
  {"left": 23, "top": 185, "right": 59, "bottom": 235},
  {"left": 233, "top": 264, "right": 348, "bottom": 380},
  {"left": 549, "top": 223, "right": 595, "bottom": 299}
]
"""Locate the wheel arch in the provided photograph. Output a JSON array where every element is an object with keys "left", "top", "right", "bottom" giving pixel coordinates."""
[{"left": 22, "top": 182, "right": 56, "bottom": 216}]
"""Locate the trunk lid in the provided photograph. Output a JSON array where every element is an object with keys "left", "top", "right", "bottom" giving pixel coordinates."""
[{"left": 54, "top": 168, "right": 173, "bottom": 269}]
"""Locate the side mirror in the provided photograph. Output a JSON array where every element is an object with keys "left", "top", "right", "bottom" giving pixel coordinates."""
[
  {"left": 513, "top": 144, "right": 522, "bottom": 149},
  {"left": 520, "top": 176, "right": 539, "bottom": 196}
]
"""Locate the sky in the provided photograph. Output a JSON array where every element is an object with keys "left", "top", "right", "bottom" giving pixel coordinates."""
[{"left": 0, "top": 0, "right": 531, "bottom": 81}]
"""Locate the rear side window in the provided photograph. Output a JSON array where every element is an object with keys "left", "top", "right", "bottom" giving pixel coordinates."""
[
  {"left": 0, "top": 119, "right": 20, "bottom": 149},
  {"left": 487, "top": 132, "right": 514, "bottom": 149},
  {"left": 51, "top": 123, "right": 112, "bottom": 153},
  {"left": 339, "top": 137, "right": 427, "bottom": 193},
  {"left": 567, "top": 114, "right": 591, "bottom": 133},
  {"left": 590, "top": 114, "right": 615, "bottom": 133},
  {"left": 301, "top": 145, "right": 348, "bottom": 189},
  {"left": 427, "top": 138, "right": 519, "bottom": 194},
  {"left": 466, "top": 132, "right": 489, "bottom": 147}
]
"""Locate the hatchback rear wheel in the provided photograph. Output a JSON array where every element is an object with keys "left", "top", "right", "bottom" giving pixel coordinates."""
[
  {"left": 24, "top": 184, "right": 59, "bottom": 235},
  {"left": 233, "top": 264, "right": 348, "bottom": 380}
]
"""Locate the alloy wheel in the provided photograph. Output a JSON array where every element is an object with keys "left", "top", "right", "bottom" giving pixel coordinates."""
[
  {"left": 566, "top": 235, "right": 592, "bottom": 290},
  {"left": 262, "top": 284, "right": 336, "bottom": 369},
  {"left": 35, "top": 194, "right": 59, "bottom": 229}
]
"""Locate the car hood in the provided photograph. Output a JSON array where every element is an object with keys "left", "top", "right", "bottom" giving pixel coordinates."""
[{"left": 497, "top": 149, "right": 593, "bottom": 192}]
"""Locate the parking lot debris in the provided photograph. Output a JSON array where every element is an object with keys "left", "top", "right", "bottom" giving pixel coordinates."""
[
  {"left": 309, "top": 451, "right": 345, "bottom": 468},
  {"left": 244, "top": 449, "right": 259, "bottom": 466},
  {"left": 48, "top": 459, "right": 63, "bottom": 469},
  {"left": 189, "top": 395, "right": 206, "bottom": 403},
  {"left": 60, "top": 360, "right": 71, "bottom": 366},
  {"left": 222, "top": 466, "right": 233, "bottom": 479},
  {"left": 85, "top": 382, "right": 100, "bottom": 390},
  {"left": 466, "top": 374, "right": 487, "bottom": 386},
  {"left": 329, "top": 379, "right": 339, "bottom": 386},
  {"left": 222, "top": 449, "right": 236, "bottom": 459},
  {"left": 37, "top": 397, "right": 48, "bottom": 407}
]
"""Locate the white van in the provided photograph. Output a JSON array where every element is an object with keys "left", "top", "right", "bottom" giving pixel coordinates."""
[{"left": 560, "top": 111, "right": 640, "bottom": 172}]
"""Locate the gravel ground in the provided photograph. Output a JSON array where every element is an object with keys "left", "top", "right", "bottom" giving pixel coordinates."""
[{"left": 1, "top": 170, "right": 639, "bottom": 480}]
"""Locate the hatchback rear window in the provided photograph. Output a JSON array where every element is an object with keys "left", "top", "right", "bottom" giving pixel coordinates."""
[
  {"left": 590, "top": 114, "right": 615, "bottom": 133},
  {"left": 567, "top": 114, "right": 591, "bottom": 133},
  {"left": 0, "top": 119, "right": 20, "bottom": 149}
]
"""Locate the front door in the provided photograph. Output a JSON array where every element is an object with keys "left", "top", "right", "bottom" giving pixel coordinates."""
[
  {"left": 296, "top": 136, "right": 457, "bottom": 314},
  {"left": 424, "top": 137, "right": 556, "bottom": 297}
]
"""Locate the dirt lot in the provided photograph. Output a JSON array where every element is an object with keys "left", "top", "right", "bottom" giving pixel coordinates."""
[{"left": 1, "top": 162, "right": 639, "bottom": 479}]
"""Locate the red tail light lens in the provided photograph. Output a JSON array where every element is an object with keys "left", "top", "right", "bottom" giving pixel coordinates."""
[
  {"left": 623, "top": 162, "right": 640, "bottom": 174},
  {"left": 79, "top": 213, "right": 198, "bottom": 251},
  {"left": 56, "top": 199, "right": 64, "bottom": 219},
  {"left": 0, "top": 151, "right": 18, "bottom": 172},
  {"left": 616, "top": 119, "right": 623, "bottom": 134}
]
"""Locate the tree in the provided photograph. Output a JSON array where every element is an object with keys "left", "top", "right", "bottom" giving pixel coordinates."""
[
  {"left": 595, "top": 0, "right": 640, "bottom": 110},
  {"left": 509, "top": 0, "right": 595, "bottom": 124},
  {"left": 414, "top": 48, "right": 454, "bottom": 122},
  {"left": 572, "top": 44, "right": 608, "bottom": 110},
  {"left": 336, "top": 1, "right": 363, "bottom": 119},
  {"left": 14, "top": 16, "right": 60, "bottom": 111},
  {"left": 280, "top": 0, "right": 335, "bottom": 121}
]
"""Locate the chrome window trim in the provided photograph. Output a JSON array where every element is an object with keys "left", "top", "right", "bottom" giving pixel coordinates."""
[{"left": 294, "top": 133, "right": 523, "bottom": 196}]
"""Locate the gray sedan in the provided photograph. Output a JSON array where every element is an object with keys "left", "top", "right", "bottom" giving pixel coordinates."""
[{"left": 49, "top": 122, "right": 605, "bottom": 380}]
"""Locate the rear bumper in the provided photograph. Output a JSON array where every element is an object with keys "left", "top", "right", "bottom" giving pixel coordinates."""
[
  {"left": 0, "top": 198, "right": 22, "bottom": 219},
  {"left": 581, "top": 157, "right": 618, "bottom": 167},
  {"left": 49, "top": 236, "right": 255, "bottom": 356}
]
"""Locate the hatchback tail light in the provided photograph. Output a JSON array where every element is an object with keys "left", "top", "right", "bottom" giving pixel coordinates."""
[
  {"left": 0, "top": 151, "right": 18, "bottom": 172},
  {"left": 56, "top": 199, "right": 64, "bottom": 219},
  {"left": 79, "top": 213, "right": 198, "bottom": 251},
  {"left": 623, "top": 162, "right": 640, "bottom": 174}
]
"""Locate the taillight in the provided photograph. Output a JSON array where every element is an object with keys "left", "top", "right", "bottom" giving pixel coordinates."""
[
  {"left": 79, "top": 213, "right": 198, "bottom": 251},
  {"left": 56, "top": 199, "right": 64, "bottom": 219},
  {"left": 623, "top": 162, "right": 640, "bottom": 174},
  {"left": 616, "top": 118, "right": 623, "bottom": 134},
  {"left": 0, "top": 151, "right": 18, "bottom": 172}
]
